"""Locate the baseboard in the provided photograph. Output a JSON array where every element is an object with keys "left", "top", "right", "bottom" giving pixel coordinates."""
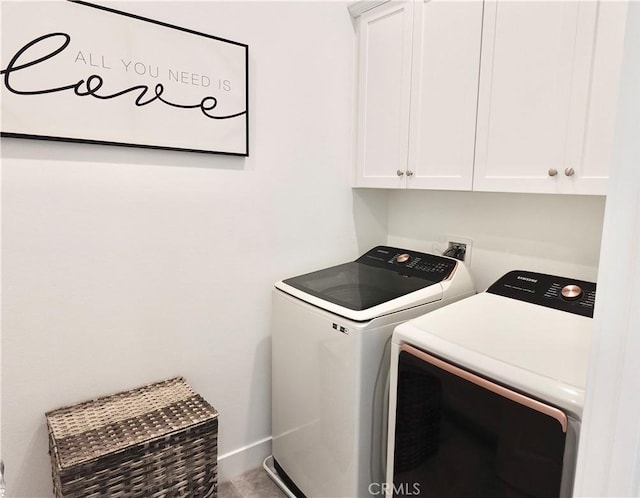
[{"left": 217, "top": 436, "right": 272, "bottom": 483}]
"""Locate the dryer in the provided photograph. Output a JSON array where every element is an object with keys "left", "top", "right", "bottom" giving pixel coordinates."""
[
  {"left": 386, "top": 270, "right": 596, "bottom": 498},
  {"left": 267, "top": 246, "right": 475, "bottom": 498}
]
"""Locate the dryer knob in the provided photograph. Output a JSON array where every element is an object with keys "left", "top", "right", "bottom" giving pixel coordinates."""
[
  {"left": 396, "top": 253, "right": 411, "bottom": 264},
  {"left": 561, "top": 284, "right": 583, "bottom": 301}
]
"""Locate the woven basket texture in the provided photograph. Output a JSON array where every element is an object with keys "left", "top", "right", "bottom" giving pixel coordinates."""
[{"left": 45, "top": 377, "right": 218, "bottom": 498}]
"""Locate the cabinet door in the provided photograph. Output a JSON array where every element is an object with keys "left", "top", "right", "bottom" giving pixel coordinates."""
[
  {"left": 473, "top": 1, "right": 598, "bottom": 194},
  {"left": 354, "top": 0, "right": 414, "bottom": 188},
  {"left": 407, "top": 0, "right": 483, "bottom": 190},
  {"left": 576, "top": 1, "right": 627, "bottom": 195}
]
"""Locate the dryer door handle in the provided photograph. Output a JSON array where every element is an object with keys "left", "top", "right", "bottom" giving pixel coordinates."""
[{"left": 399, "top": 344, "right": 568, "bottom": 433}]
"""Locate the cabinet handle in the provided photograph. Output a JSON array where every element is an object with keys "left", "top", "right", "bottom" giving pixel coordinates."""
[
  {"left": 396, "top": 169, "right": 405, "bottom": 177},
  {"left": 406, "top": 170, "right": 414, "bottom": 177},
  {"left": 564, "top": 167, "right": 575, "bottom": 177},
  {"left": 548, "top": 168, "right": 558, "bottom": 177}
]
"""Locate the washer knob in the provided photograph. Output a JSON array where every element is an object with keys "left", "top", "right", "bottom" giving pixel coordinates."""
[
  {"left": 396, "top": 253, "right": 410, "bottom": 264},
  {"left": 561, "top": 284, "right": 583, "bottom": 301}
]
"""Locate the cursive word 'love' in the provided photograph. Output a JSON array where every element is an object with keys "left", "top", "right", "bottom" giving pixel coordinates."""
[{"left": 0, "top": 32, "right": 245, "bottom": 120}]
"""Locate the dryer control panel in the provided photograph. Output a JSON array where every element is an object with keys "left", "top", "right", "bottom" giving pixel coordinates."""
[{"left": 487, "top": 270, "right": 596, "bottom": 318}]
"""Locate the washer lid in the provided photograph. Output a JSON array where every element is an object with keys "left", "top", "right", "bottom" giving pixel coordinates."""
[
  {"left": 281, "top": 246, "right": 457, "bottom": 312},
  {"left": 393, "top": 292, "right": 594, "bottom": 417},
  {"left": 275, "top": 279, "right": 444, "bottom": 322}
]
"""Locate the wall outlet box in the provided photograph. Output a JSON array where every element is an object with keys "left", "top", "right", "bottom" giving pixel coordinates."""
[{"left": 446, "top": 235, "right": 473, "bottom": 266}]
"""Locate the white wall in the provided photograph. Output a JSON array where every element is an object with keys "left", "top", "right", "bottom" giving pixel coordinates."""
[
  {"left": 575, "top": 1, "right": 640, "bottom": 495},
  {"left": 0, "top": 2, "right": 388, "bottom": 497},
  {"left": 386, "top": 190, "right": 605, "bottom": 291}
]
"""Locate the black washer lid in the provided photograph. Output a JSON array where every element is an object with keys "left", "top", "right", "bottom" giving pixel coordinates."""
[{"left": 282, "top": 246, "right": 457, "bottom": 312}]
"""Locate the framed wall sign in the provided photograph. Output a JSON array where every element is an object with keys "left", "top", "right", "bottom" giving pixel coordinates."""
[{"left": 0, "top": 1, "right": 249, "bottom": 156}]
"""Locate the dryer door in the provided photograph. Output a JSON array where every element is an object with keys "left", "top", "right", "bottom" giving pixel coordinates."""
[{"left": 389, "top": 344, "right": 573, "bottom": 498}]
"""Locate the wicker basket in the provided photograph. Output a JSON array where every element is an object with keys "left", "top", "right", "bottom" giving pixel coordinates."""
[{"left": 45, "top": 377, "right": 218, "bottom": 498}]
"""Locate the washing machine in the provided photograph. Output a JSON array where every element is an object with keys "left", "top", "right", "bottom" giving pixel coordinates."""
[
  {"left": 266, "top": 246, "right": 475, "bottom": 498},
  {"left": 386, "top": 270, "right": 597, "bottom": 498}
]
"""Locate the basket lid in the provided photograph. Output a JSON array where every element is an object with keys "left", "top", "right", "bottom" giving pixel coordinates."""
[{"left": 46, "top": 377, "right": 218, "bottom": 469}]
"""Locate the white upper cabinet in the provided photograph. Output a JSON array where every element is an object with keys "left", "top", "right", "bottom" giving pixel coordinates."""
[
  {"left": 473, "top": 0, "right": 626, "bottom": 195},
  {"left": 351, "top": 0, "right": 626, "bottom": 195},
  {"left": 353, "top": 0, "right": 482, "bottom": 189},
  {"left": 354, "top": 0, "right": 414, "bottom": 188},
  {"left": 407, "top": 0, "right": 483, "bottom": 190},
  {"left": 578, "top": 1, "right": 628, "bottom": 195}
]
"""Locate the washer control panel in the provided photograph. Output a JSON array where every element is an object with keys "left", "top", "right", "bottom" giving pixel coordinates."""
[
  {"left": 357, "top": 246, "right": 457, "bottom": 281},
  {"left": 487, "top": 270, "right": 596, "bottom": 318}
]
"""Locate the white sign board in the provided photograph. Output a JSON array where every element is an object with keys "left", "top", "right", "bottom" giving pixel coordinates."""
[{"left": 1, "top": 1, "right": 249, "bottom": 155}]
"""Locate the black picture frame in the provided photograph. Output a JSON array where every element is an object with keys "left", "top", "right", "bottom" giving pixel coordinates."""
[{"left": 0, "top": 0, "right": 249, "bottom": 156}]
